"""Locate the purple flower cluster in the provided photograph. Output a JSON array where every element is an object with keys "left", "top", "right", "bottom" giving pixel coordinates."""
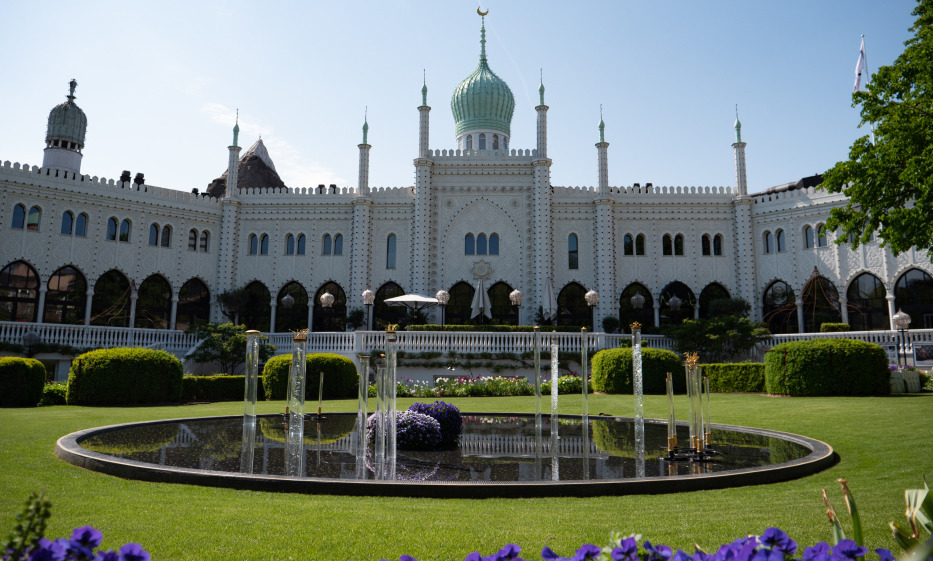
[
  {"left": 408, "top": 401, "right": 463, "bottom": 447},
  {"left": 395, "top": 411, "right": 443, "bottom": 450},
  {"left": 379, "top": 529, "right": 903, "bottom": 561},
  {"left": 9, "top": 526, "right": 149, "bottom": 561}
]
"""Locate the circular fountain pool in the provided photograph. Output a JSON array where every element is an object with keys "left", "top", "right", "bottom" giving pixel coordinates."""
[{"left": 56, "top": 413, "right": 834, "bottom": 498}]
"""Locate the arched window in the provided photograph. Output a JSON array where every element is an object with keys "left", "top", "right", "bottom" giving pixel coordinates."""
[
  {"left": 119, "top": 219, "right": 131, "bottom": 242},
  {"left": 623, "top": 234, "right": 634, "bottom": 256},
  {"left": 699, "top": 283, "right": 730, "bottom": 319},
  {"left": 248, "top": 234, "right": 258, "bottom": 255},
  {"left": 323, "top": 234, "right": 332, "bottom": 255},
  {"left": 26, "top": 206, "right": 41, "bottom": 231},
  {"left": 801, "top": 272, "right": 841, "bottom": 332},
  {"left": 701, "top": 234, "right": 711, "bottom": 256},
  {"left": 466, "top": 135, "right": 473, "bottom": 151},
  {"left": 662, "top": 234, "right": 673, "bottom": 256},
  {"left": 568, "top": 234, "right": 579, "bottom": 269},
  {"left": 188, "top": 229, "right": 198, "bottom": 251},
  {"left": 847, "top": 273, "right": 889, "bottom": 331},
  {"left": 619, "top": 283, "right": 654, "bottom": 329},
  {"left": 713, "top": 234, "right": 723, "bottom": 256},
  {"left": 895, "top": 268, "right": 933, "bottom": 329},
  {"left": 106, "top": 218, "right": 117, "bottom": 241},
  {"left": 489, "top": 281, "right": 518, "bottom": 325},
  {"left": 135, "top": 275, "right": 172, "bottom": 329},
  {"left": 11, "top": 204, "right": 25, "bottom": 229},
  {"left": 200, "top": 231, "right": 210, "bottom": 252},
  {"left": 763, "top": 231, "right": 773, "bottom": 254},
  {"left": 804, "top": 226, "right": 814, "bottom": 249},
  {"left": 660, "top": 281, "right": 696, "bottom": 326},
  {"left": 817, "top": 224, "right": 827, "bottom": 247},
  {"left": 296, "top": 234, "right": 305, "bottom": 255},
  {"left": 285, "top": 234, "right": 295, "bottom": 255},
  {"left": 75, "top": 213, "right": 87, "bottom": 237},
  {"left": 148, "top": 224, "right": 159, "bottom": 246},
  {"left": 0, "top": 261, "right": 39, "bottom": 322},
  {"left": 465, "top": 234, "right": 475, "bottom": 255},
  {"left": 489, "top": 233, "right": 499, "bottom": 255},
  {"left": 674, "top": 234, "right": 684, "bottom": 256},
  {"left": 386, "top": 234, "right": 397, "bottom": 269},
  {"left": 334, "top": 234, "right": 343, "bottom": 255},
  {"left": 61, "top": 211, "right": 74, "bottom": 235},
  {"left": 176, "top": 278, "right": 210, "bottom": 332},
  {"left": 240, "top": 281, "right": 271, "bottom": 332},
  {"left": 312, "top": 281, "right": 347, "bottom": 332},
  {"left": 373, "top": 282, "right": 406, "bottom": 331},
  {"left": 477, "top": 234, "right": 487, "bottom": 255},
  {"left": 260, "top": 234, "right": 269, "bottom": 255},
  {"left": 90, "top": 270, "right": 131, "bottom": 327},
  {"left": 492, "top": 135, "right": 499, "bottom": 150},
  {"left": 762, "top": 280, "right": 797, "bottom": 334},
  {"left": 557, "top": 282, "right": 590, "bottom": 327},
  {"left": 276, "top": 282, "right": 309, "bottom": 332},
  {"left": 635, "top": 234, "right": 645, "bottom": 255},
  {"left": 444, "top": 281, "right": 475, "bottom": 325},
  {"left": 479, "top": 133, "right": 486, "bottom": 150},
  {"left": 44, "top": 265, "right": 87, "bottom": 324},
  {"left": 776, "top": 229, "right": 785, "bottom": 252},
  {"left": 160, "top": 225, "right": 171, "bottom": 247}
]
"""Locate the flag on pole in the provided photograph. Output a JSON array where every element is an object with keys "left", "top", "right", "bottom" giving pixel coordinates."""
[{"left": 854, "top": 36, "right": 867, "bottom": 92}]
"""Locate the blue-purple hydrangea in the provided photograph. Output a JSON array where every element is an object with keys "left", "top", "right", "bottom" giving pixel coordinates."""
[
  {"left": 367, "top": 411, "right": 443, "bottom": 451},
  {"left": 14, "top": 526, "right": 150, "bottom": 561},
  {"left": 408, "top": 401, "right": 463, "bottom": 447}
]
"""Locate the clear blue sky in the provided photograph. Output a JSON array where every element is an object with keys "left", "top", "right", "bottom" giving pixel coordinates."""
[{"left": 0, "top": 0, "right": 917, "bottom": 194}]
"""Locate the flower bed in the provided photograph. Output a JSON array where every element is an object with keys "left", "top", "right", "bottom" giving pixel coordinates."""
[{"left": 369, "top": 374, "right": 590, "bottom": 398}]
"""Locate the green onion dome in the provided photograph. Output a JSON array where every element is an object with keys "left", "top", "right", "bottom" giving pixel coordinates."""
[
  {"left": 46, "top": 79, "right": 87, "bottom": 148},
  {"left": 451, "top": 18, "right": 515, "bottom": 138}
]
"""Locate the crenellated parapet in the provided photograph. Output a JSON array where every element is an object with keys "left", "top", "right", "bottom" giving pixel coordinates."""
[
  {"left": 551, "top": 184, "right": 736, "bottom": 198},
  {"left": 428, "top": 148, "right": 537, "bottom": 159}
]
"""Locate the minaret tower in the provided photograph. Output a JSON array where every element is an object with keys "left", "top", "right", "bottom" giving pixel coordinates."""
[
  {"left": 531, "top": 71, "right": 553, "bottom": 321},
  {"left": 536, "top": 71, "right": 547, "bottom": 157},
  {"left": 732, "top": 107, "right": 748, "bottom": 196},
  {"left": 215, "top": 117, "right": 243, "bottom": 319},
  {"left": 358, "top": 109, "right": 371, "bottom": 194},
  {"left": 730, "top": 108, "right": 757, "bottom": 318},
  {"left": 226, "top": 114, "right": 242, "bottom": 197},
  {"left": 419, "top": 74, "right": 430, "bottom": 158},
  {"left": 43, "top": 79, "right": 87, "bottom": 174},
  {"left": 351, "top": 111, "right": 374, "bottom": 308},
  {"left": 593, "top": 108, "right": 616, "bottom": 329},
  {"left": 413, "top": 79, "right": 435, "bottom": 296}
]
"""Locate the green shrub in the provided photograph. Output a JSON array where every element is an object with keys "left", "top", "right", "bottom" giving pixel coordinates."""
[
  {"left": 405, "top": 324, "right": 588, "bottom": 333},
  {"left": 764, "top": 338, "right": 889, "bottom": 396},
  {"left": 66, "top": 348, "right": 184, "bottom": 405},
  {"left": 0, "top": 357, "right": 46, "bottom": 407},
  {"left": 702, "top": 363, "right": 765, "bottom": 392},
  {"left": 40, "top": 382, "right": 68, "bottom": 406},
  {"left": 820, "top": 323, "right": 851, "bottom": 332},
  {"left": 590, "top": 347, "right": 684, "bottom": 394},
  {"left": 262, "top": 353, "right": 358, "bottom": 400},
  {"left": 181, "top": 375, "right": 265, "bottom": 402}
]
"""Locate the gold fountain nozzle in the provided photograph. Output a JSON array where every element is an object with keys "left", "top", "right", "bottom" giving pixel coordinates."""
[{"left": 684, "top": 352, "right": 700, "bottom": 366}]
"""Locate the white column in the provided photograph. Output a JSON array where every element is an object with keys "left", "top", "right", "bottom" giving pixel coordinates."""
[
  {"left": 170, "top": 295, "right": 179, "bottom": 330},
  {"left": 358, "top": 143, "right": 371, "bottom": 196},
  {"left": 418, "top": 105, "right": 430, "bottom": 158},
  {"left": 887, "top": 294, "right": 897, "bottom": 331},
  {"left": 350, "top": 198, "right": 373, "bottom": 314},
  {"left": 83, "top": 290, "right": 94, "bottom": 325},
  {"left": 128, "top": 289, "right": 138, "bottom": 328},
  {"left": 536, "top": 104, "right": 548, "bottom": 158},
  {"left": 732, "top": 141, "right": 748, "bottom": 196},
  {"left": 839, "top": 295, "right": 849, "bottom": 326},
  {"left": 36, "top": 287, "right": 47, "bottom": 323},
  {"left": 796, "top": 298, "right": 805, "bottom": 333},
  {"left": 269, "top": 300, "right": 277, "bottom": 333},
  {"left": 653, "top": 301, "right": 660, "bottom": 328}
]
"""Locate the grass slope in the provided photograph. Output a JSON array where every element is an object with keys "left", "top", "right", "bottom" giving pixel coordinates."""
[{"left": 1, "top": 393, "right": 931, "bottom": 561}]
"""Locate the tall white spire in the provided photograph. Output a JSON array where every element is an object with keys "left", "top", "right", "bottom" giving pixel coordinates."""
[{"left": 732, "top": 107, "right": 748, "bottom": 196}]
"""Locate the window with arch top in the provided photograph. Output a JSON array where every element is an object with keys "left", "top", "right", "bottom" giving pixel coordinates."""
[
  {"left": 477, "top": 234, "right": 487, "bottom": 255},
  {"left": 26, "top": 206, "right": 41, "bottom": 231},
  {"left": 479, "top": 133, "right": 486, "bottom": 150},
  {"left": 817, "top": 224, "right": 827, "bottom": 247},
  {"left": 701, "top": 234, "right": 711, "bottom": 256},
  {"left": 119, "top": 219, "right": 130, "bottom": 242},
  {"left": 75, "top": 213, "right": 87, "bottom": 237},
  {"left": 334, "top": 234, "right": 343, "bottom": 255},
  {"left": 674, "top": 234, "right": 684, "bottom": 255},
  {"left": 713, "top": 234, "right": 723, "bottom": 256},
  {"left": 662, "top": 234, "right": 673, "bottom": 256},
  {"left": 804, "top": 226, "right": 814, "bottom": 249},
  {"left": 248, "top": 234, "right": 258, "bottom": 255},
  {"left": 61, "top": 211, "right": 74, "bottom": 235},
  {"left": 260, "top": 234, "right": 269, "bottom": 255},
  {"left": 200, "top": 230, "right": 209, "bottom": 252},
  {"left": 489, "top": 233, "right": 499, "bottom": 255},
  {"left": 188, "top": 229, "right": 198, "bottom": 251},
  {"left": 568, "top": 234, "right": 579, "bottom": 269},
  {"left": 11, "top": 204, "right": 26, "bottom": 229},
  {"left": 296, "top": 234, "right": 305, "bottom": 255},
  {"left": 465, "top": 233, "right": 475, "bottom": 255},
  {"left": 106, "top": 218, "right": 117, "bottom": 241},
  {"left": 623, "top": 234, "right": 634, "bottom": 256},
  {"left": 285, "top": 234, "right": 295, "bottom": 255},
  {"left": 160, "top": 225, "right": 171, "bottom": 247},
  {"left": 386, "top": 234, "right": 397, "bottom": 269},
  {"left": 635, "top": 234, "right": 645, "bottom": 255},
  {"left": 764, "top": 231, "right": 773, "bottom": 254},
  {"left": 323, "top": 234, "right": 332, "bottom": 255},
  {"left": 776, "top": 229, "right": 785, "bottom": 252},
  {"left": 149, "top": 224, "right": 159, "bottom": 246}
]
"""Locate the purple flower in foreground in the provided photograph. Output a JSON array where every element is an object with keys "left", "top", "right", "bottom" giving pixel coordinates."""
[
  {"left": 97, "top": 551, "right": 121, "bottom": 561},
  {"left": 802, "top": 543, "right": 832, "bottom": 561},
  {"left": 760, "top": 528, "right": 797, "bottom": 554},
  {"left": 117, "top": 543, "right": 150, "bottom": 561},
  {"left": 572, "top": 544, "right": 602, "bottom": 560},
  {"left": 751, "top": 548, "right": 785, "bottom": 561},
  {"left": 497, "top": 544, "right": 522, "bottom": 559},
  {"left": 644, "top": 541, "right": 674, "bottom": 561},
  {"left": 27, "top": 539, "right": 66, "bottom": 561},
  {"left": 542, "top": 546, "right": 574, "bottom": 561},
  {"left": 70, "top": 526, "right": 103, "bottom": 550},
  {"left": 875, "top": 549, "right": 894, "bottom": 561},
  {"left": 611, "top": 537, "right": 639, "bottom": 561},
  {"left": 829, "top": 540, "right": 867, "bottom": 561},
  {"left": 673, "top": 549, "right": 694, "bottom": 561}
]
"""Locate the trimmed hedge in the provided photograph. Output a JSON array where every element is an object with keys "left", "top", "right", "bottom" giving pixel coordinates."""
[
  {"left": 820, "top": 323, "right": 851, "bottom": 333},
  {"left": 181, "top": 375, "right": 266, "bottom": 403},
  {"left": 0, "top": 357, "right": 46, "bottom": 407},
  {"left": 40, "top": 382, "right": 68, "bottom": 405},
  {"left": 703, "top": 363, "right": 765, "bottom": 393},
  {"left": 406, "top": 324, "right": 589, "bottom": 333},
  {"left": 67, "top": 348, "right": 184, "bottom": 405},
  {"left": 764, "top": 338, "right": 889, "bottom": 396},
  {"left": 590, "top": 347, "right": 684, "bottom": 394},
  {"left": 262, "top": 353, "right": 358, "bottom": 400}
]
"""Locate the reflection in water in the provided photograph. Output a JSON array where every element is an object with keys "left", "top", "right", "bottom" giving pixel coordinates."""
[{"left": 79, "top": 414, "right": 809, "bottom": 483}]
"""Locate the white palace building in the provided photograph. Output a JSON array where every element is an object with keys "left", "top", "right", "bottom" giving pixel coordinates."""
[{"left": 3, "top": 16, "right": 933, "bottom": 356}]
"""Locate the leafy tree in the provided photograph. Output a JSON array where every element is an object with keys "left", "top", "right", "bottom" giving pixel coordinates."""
[
  {"left": 821, "top": 1, "right": 933, "bottom": 258},
  {"left": 186, "top": 322, "right": 276, "bottom": 375},
  {"left": 216, "top": 288, "right": 249, "bottom": 322},
  {"left": 664, "top": 299, "right": 770, "bottom": 362}
]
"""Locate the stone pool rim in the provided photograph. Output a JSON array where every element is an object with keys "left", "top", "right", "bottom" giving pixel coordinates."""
[{"left": 55, "top": 413, "right": 836, "bottom": 499}]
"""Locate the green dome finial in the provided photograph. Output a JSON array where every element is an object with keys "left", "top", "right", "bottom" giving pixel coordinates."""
[
  {"left": 233, "top": 109, "right": 240, "bottom": 147},
  {"left": 421, "top": 70, "right": 428, "bottom": 106},
  {"left": 362, "top": 107, "right": 369, "bottom": 144},
  {"left": 599, "top": 105, "right": 606, "bottom": 143},
  {"left": 46, "top": 78, "right": 87, "bottom": 147},
  {"left": 734, "top": 104, "right": 742, "bottom": 143},
  {"left": 538, "top": 69, "right": 545, "bottom": 105},
  {"left": 451, "top": 9, "right": 515, "bottom": 138}
]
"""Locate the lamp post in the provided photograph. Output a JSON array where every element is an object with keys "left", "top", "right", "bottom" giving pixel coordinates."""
[
  {"left": 436, "top": 290, "right": 450, "bottom": 327},
  {"left": 320, "top": 291, "right": 334, "bottom": 331},
  {"left": 509, "top": 289, "right": 524, "bottom": 325},
  {"left": 631, "top": 292, "right": 645, "bottom": 330},
  {"left": 280, "top": 292, "right": 294, "bottom": 332},
  {"left": 23, "top": 329, "right": 41, "bottom": 358},
  {"left": 668, "top": 295, "right": 682, "bottom": 324},
  {"left": 892, "top": 308, "right": 912, "bottom": 367},
  {"left": 362, "top": 289, "right": 375, "bottom": 331},
  {"left": 585, "top": 290, "right": 599, "bottom": 331}
]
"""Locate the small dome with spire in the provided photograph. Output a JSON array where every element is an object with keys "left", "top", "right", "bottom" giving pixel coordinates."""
[
  {"left": 46, "top": 79, "right": 87, "bottom": 148},
  {"left": 451, "top": 15, "right": 515, "bottom": 140}
]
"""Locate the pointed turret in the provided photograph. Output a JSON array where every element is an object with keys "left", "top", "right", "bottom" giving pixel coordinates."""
[
  {"left": 536, "top": 70, "right": 548, "bottom": 157},
  {"left": 596, "top": 106, "right": 609, "bottom": 196},
  {"left": 732, "top": 106, "right": 748, "bottom": 196},
  {"left": 359, "top": 109, "right": 371, "bottom": 195},
  {"left": 42, "top": 79, "right": 87, "bottom": 174}
]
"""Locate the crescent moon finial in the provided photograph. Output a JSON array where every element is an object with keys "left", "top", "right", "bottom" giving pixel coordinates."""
[{"left": 477, "top": 6, "right": 489, "bottom": 16}]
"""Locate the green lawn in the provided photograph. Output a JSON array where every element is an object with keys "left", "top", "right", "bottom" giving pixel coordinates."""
[{"left": 1, "top": 393, "right": 930, "bottom": 561}]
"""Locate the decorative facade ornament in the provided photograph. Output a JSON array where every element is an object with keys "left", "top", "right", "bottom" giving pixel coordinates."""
[{"left": 471, "top": 261, "right": 493, "bottom": 280}]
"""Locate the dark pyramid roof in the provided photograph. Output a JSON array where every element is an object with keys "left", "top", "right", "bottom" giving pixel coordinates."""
[{"left": 206, "top": 139, "right": 285, "bottom": 198}]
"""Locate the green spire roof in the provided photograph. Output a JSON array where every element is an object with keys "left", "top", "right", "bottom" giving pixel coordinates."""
[
  {"left": 46, "top": 79, "right": 87, "bottom": 146},
  {"left": 421, "top": 70, "right": 428, "bottom": 106},
  {"left": 734, "top": 105, "right": 742, "bottom": 143},
  {"left": 233, "top": 110, "right": 240, "bottom": 147},
  {"left": 362, "top": 108, "right": 369, "bottom": 144},
  {"left": 598, "top": 105, "right": 605, "bottom": 143},
  {"left": 538, "top": 69, "right": 545, "bottom": 106},
  {"left": 451, "top": 15, "right": 515, "bottom": 137}
]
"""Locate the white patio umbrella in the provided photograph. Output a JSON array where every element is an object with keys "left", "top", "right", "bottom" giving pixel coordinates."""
[
  {"left": 383, "top": 294, "right": 439, "bottom": 312},
  {"left": 542, "top": 278, "right": 558, "bottom": 322},
  {"left": 470, "top": 279, "right": 493, "bottom": 320}
]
